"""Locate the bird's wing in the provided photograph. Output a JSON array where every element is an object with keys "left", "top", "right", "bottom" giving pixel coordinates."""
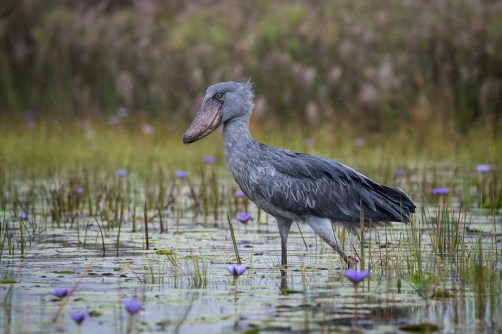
[{"left": 249, "top": 144, "right": 414, "bottom": 223}]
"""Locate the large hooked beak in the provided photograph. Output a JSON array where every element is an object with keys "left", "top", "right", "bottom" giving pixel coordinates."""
[{"left": 182, "top": 98, "right": 223, "bottom": 144}]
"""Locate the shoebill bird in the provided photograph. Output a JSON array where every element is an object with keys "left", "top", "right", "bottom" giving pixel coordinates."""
[{"left": 182, "top": 80, "right": 415, "bottom": 268}]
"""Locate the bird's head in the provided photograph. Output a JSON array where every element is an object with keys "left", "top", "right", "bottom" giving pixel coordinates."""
[{"left": 182, "top": 80, "right": 254, "bottom": 144}]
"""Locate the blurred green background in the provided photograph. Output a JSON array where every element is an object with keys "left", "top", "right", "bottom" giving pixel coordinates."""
[{"left": 0, "top": 0, "right": 501, "bottom": 175}]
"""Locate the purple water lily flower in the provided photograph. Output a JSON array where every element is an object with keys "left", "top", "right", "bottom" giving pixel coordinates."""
[
  {"left": 176, "top": 171, "right": 188, "bottom": 179},
  {"left": 343, "top": 270, "right": 370, "bottom": 284},
  {"left": 355, "top": 137, "right": 365, "bottom": 146},
  {"left": 204, "top": 156, "right": 216, "bottom": 164},
  {"left": 394, "top": 168, "right": 405, "bottom": 176},
  {"left": 237, "top": 213, "right": 251, "bottom": 224},
  {"left": 52, "top": 288, "right": 71, "bottom": 299},
  {"left": 24, "top": 110, "right": 37, "bottom": 128},
  {"left": 226, "top": 264, "right": 247, "bottom": 277},
  {"left": 18, "top": 213, "right": 31, "bottom": 220},
  {"left": 116, "top": 169, "right": 127, "bottom": 177},
  {"left": 75, "top": 188, "right": 84, "bottom": 194},
  {"left": 303, "top": 138, "right": 315, "bottom": 147},
  {"left": 70, "top": 312, "right": 88, "bottom": 325},
  {"left": 476, "top": 164, "right": 491, "bottom": 173},
  {"left": 124, "top": 299, "right": 143, "bottom": 315},
  {"left": 142, "top": 124, "right": 154, "bottom": 134},
  {"left": 108, "top": 115, "right": 120, "bottom": 125},
  {"left": 6, "top": 230, "right": 15, "bottom": 238},
  {"left": 235, "top": 190, "right": 245, "bottom": 197},
  {"left": 85, "top": 129, "right": 95, "bottom": 139},
  {"left": 117, "top": 107, "right": 129, "bottom": 117},
  {"left": 24, "top": 110, "right": 36, "bottom": 122},
  {"left": 432, "top": 188, "right": 449, "bottom": 195}
]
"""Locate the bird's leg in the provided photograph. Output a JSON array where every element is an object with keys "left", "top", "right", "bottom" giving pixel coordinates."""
[
  {"left": 305, "top": 217, "right": 356, "bottom": 268},
  {"left": 276, "top": 217, "right": 293, "bottom": 268}
]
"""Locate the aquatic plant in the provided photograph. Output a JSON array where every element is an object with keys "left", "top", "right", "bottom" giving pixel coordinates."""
[
  {"left": 303, "top": 138, "right": 315, "bottom": 147},
  {"left": 237, "top": 213, "right": 251, "bottom": 224},
  {"left": 227, "top": 264, "right": 247, "bottom": 301},
  {"left": 4, "top": 230, "right": 16, "bottom": 255},
  {"left": 355, "top": 138, "right": 365, "bottom": 146},
  {"left": 176, "top": 171, "right": 188, "bottom": 179},
  {"left": 17, "top": 213, "right": 31, "bottom": 220},
  {"left": 117, "top": 107, "right": 128, "bottom": 117},
  {"left": 52, "top": 288, "right": 71, "bottom": 299},
  {"left": 226, "top": 264, "right": 247, "bottom": 277},
  {"left": 226, "top": 214, "right": 242, "bottom": 264},
  {"left": 124, "top": 299, "right": 143, "bottom": 334},
  {"left": 108, "top": 115, "right": 120, "bottom": 125},
  {"left": 0, "top": 110, "right": 501, "bottom": 332},
  {"left": 70, "top": 312, "right": 88, "bottom": 326},
  {"left": 142, "top": 124, "right": 154, "bottom": 134},
  {"left": 204, "top": 156, "right": 216, "bottom": 164},
  {"left": 75, "top": 187, "right": 83, "bottom": 194},
  {"left": 343, "top": 270, "right": 369, "bottom": 284},
  {"left": 116, "top": 169, "right": 127, "bottom": 177},
  {"left": 124, "top": 299, "right": 142, "bottom": 315},
  {"left": 394, "top": 168, "right": 405, "bottom": 176},
  {"left": 431, "top": 188, "right": 449, "bottom": 195},
  {"left": 476, "top": 164, "right": 491, "bottom": 173},
  {"left": 344, "top": 270, "right": 370, "bottom": 324},
  {"left": 24, "top": 110, "right": 36, "bottom": 123}
]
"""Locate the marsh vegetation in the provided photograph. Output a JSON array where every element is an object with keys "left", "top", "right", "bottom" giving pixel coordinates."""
[{"left": 1, "top": 119, "right": 501, "bottom": 333}]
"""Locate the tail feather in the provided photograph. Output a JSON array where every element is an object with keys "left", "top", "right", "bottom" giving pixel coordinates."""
[{"left": 379, "top": 186, "right": 415, "bottom": 210}]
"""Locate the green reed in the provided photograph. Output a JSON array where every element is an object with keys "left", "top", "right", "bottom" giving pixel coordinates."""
[
  {"left": 0, "top": 114, "right": 500, "bottom": 334},
  {"left": 226, "top": 213, "right": 241, "bottom": 265}
]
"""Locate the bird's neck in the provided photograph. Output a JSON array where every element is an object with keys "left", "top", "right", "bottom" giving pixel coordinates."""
[{"left": 222, "top": 117, "right": 254, "bottom": 154}]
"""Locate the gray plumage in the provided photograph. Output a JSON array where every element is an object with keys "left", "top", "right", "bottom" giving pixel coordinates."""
[{"left": 183, "top": 80, "right": 416, "bottom": 268}]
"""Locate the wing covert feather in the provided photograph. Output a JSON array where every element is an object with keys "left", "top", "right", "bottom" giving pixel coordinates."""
[{"left": 248, "top": 144, "right": 414, "bottom": 223}]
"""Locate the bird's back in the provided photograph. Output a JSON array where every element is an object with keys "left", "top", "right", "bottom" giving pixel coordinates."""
[{"left": 226, "top": 141, "right": 415, "bottom": 228}]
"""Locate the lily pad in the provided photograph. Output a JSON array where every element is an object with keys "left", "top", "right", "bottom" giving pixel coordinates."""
[
  {"left": 155, "top": 249, "right": 174, "bottom": 255},
  {"left": 280, "top": 288, "right": 303, "bottom": 294},
  {"left": 431, "top": 291, "right": 454, "bottom": 299},
  {"left": 399, "top": 323, "right": 440, "bottom": 332}
]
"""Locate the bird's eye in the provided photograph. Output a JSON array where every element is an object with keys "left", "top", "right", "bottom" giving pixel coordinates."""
[{"left": 214, "top": 93, "right": 223, "bottom": 100}]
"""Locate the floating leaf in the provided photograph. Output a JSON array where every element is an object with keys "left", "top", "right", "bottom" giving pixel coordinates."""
[
  {"left": 400, "top": 323, "right": 439, "bottom": 332},
  {"left": 480, "top": 198, "right": 502, "bottom": 209},
  {"left": 88, "top": 310, "right": 102, "bottom": 317},
  {"left": 52, "top": 270, "right": 76, "bottom": 274},
  {"left": 281, "top": 288, "right": 303, "bottom": 294},
  {"left": 0, "top": 279, "right": 16, "bottom": 284},
  {"left": 431, "top": 291, "right": 454, "bottom": 299},
  {"left": 155, "top": 249, "right": 174, "bottom": 255},
  {"left": 466, "top": 227, "right": 483, "bottom": 234},
  {"left": 408, "top": 272, "right": 440, "bottom": 284}
]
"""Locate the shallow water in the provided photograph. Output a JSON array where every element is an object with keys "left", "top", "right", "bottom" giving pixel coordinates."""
[{"left": 1, "top": 176, "right": 501, "bottom": 333}]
